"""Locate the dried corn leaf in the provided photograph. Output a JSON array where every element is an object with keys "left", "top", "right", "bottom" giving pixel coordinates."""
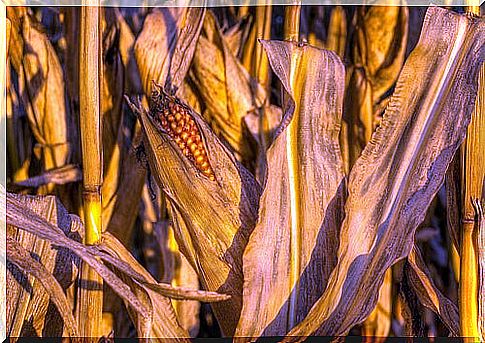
[
  {"left": 5, "top": 191, "right": 190, "bottom": 338},
  {"left": 286, "top": 7, "right": 485, "bottom": 338},
  {"left": 102, "top": 114, "right": 145, "bottom": 242},
  {"left": 132, "top": 89, "right": 261, "bottom": 335},
  {"left": 135, "top": 8, "right": 205, "bottom": 95},
  {"left": 345, "top": 7, "right": 408, "bottom": 167},
  {"left": 6, "top": 192, "right": 80, "bottom": 337},
  {"left": 7, "top": 8, "right": 69, "bottom": 171},
  {"left": 236, "top": 41, "right": 346, "bottom": 338},
  {"left": 407, "top": 245, "right": 459, "bottom": 335},
  {"left": 6, "top": 236, "right": 79, "bottom": 337},
  {"left": 9, "top": 164, "right": 81, "bottom": 191},
  {"left": 190, "top": 12, "right": 266, "bottom": 161},
  {"left": 115, "top": 8, "right": 143, "bottom": 95}
]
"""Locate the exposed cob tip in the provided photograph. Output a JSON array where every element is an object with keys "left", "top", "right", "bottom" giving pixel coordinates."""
[{"left": 149, "top": 82, "right": 215, "bottom": 181}]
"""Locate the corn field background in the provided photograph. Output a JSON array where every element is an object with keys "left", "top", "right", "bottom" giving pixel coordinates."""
[{"left": 3, "top": 3, "right": 485, "bottom": 340}]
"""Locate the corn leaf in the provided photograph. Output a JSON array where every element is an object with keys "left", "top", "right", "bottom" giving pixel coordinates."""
[
  {"left": 6, "top": 191, "right": 80, "bottom": 337},
  {"left": 286, "top": 7, "right": 485, "bottom": 338},
  {"left": 236, "top": 41, "right": 346, "bottom": 337},
  {"left": 6, "top": 235, "right": 79, "bottom": 337}
]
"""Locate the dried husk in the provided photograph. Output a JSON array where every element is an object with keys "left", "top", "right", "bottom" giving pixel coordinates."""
[
  {"left": 345, "top": 6, "right": 408, "bottom": 167},
  {"left": 285, "top": 7, "right": 485, "bottom": 338},
  {"left": 190, "top": 12, "right": 266, "bottom": 163},
  {"left": 7, "top": 8, "right": 70, "bottom": 173},
  {"left": 135, "top": 8, "right": 206, "bottom": 95},
  {"left": 236, "top": 41, "right": 346, "bottom": 338},
  {"left": 133, "top": 90, "right": 261, "bottom": 335}
]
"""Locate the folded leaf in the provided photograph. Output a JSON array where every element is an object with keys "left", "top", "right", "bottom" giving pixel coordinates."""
[
  {"left": 286, "top": 7, "right": 485, "bottom": 338},
  {"left": 132, "top": 87, "right": 261, "bottom": 335},
  {"left": 236, "top": 41, "right": 346, "bottom": 338}
]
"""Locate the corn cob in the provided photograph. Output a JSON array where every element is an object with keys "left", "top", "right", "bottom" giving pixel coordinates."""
[{"left": 149, "top": 83, "right": 215, "bottom": 181}]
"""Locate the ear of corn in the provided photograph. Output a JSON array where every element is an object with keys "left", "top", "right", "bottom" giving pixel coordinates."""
[{"left": 134, "top": 85, "right": 261, "bottom": 335}]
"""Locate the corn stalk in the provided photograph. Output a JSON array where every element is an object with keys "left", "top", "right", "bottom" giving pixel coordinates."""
[
  {"left": 76, "top": 3, "right": 103, "bottom": 338},
  {"left": 459, "top": 5, "right": 483, "bottom": 340}
]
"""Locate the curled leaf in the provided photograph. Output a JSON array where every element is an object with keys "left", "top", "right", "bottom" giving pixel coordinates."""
[
  {"left": 236, "top": 41, "right": 346, "bottom": 338},
  {"left": 286, "top": 7, "right": 485, "bottom": 339}
]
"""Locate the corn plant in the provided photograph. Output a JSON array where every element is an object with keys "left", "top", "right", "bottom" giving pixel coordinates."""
[{"left": 4, "top": 4, "right": 485, "bottom": 341}]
